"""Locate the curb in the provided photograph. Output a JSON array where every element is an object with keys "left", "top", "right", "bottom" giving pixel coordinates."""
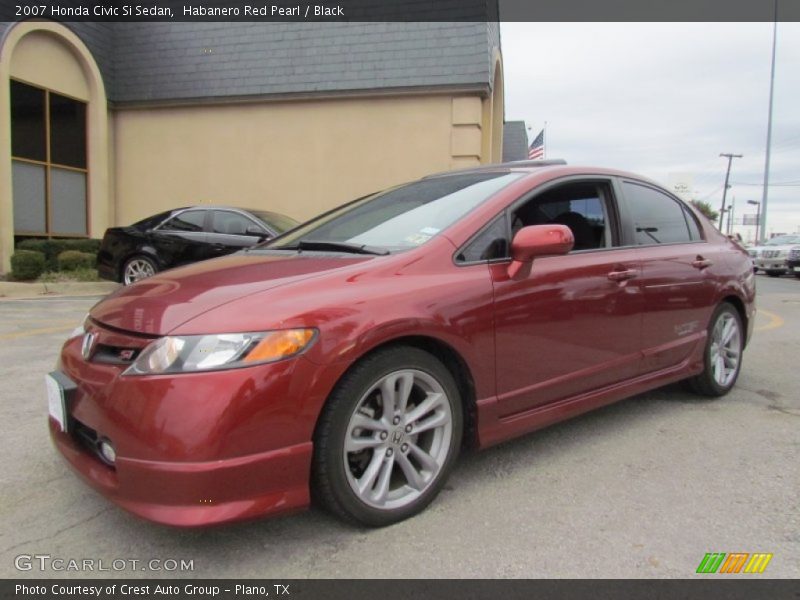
[{"left": 0, "top": 281, "right": 120, "bottom": 300}]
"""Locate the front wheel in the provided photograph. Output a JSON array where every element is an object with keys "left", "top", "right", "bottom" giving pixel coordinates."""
[
  {"left": 684, "top": 303, "right": 743, "bottom": 397},
  {"left": 312, "top": 346, "right": 462, "bottom": 527}
]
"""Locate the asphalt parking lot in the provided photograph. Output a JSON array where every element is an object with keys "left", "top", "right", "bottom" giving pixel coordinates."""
[{"left": 0, "top": 275, "right": 797, "bottom": 579}]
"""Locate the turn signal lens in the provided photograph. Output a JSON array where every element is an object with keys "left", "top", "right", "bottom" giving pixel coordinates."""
[{"left": 244, "top": 329, "right": 316, "bottom": 363}]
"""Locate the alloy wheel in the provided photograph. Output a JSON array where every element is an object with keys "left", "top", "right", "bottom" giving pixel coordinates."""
[
  {"left": 123, "top": 258, "right": 155, "bottom": 285},
  {"left": 343, "top": 369, "right": 453, "bottom": 510},
  {"left": 709, "top": 311, "right": 741, "bottom": 388}
]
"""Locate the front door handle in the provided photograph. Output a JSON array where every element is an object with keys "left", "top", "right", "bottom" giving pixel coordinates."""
[
  {"left": 692, "top": 256, "right": 713, "bottom": 269},
  {"left": 608, "top": 269, "right": 637, "bottom": 282}
]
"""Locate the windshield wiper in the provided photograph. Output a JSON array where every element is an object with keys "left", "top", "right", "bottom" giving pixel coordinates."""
[{"left": 281, "top": 240, "right": 390, "bottom": 256}]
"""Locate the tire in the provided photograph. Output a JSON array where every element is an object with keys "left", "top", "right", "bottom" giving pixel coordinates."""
[
  {"left": 766, "top": 270, "right": 781, "bottom": 278},
  {"left": 312, "top": 346, "right": 463, "bottom": 527},
  {"left": 794, "top": 272, "right": 800, "bottom": 280},
  {"left": 122, "top": 255, "right": 158, "bottom": 285},
  {"left": 684, "top": 303, "right": 744, "bottom": 397}
]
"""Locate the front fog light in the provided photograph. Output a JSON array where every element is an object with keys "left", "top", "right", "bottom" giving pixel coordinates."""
[{"left": 98, "top": 439, "right": 116, "bottom": 465}]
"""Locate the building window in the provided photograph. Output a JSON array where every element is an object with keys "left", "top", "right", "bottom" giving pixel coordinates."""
[{"left": 10, "top": 79, "right": 88, "bottom": 236}]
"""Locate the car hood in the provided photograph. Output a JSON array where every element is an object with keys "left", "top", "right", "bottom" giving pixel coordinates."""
[{"left": 90, "top": 252, "right": 372, "bottom": 335}]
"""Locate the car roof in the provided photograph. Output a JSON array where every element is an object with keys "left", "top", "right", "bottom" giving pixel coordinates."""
[
  {"left": 422, "top": 159, "right": 568, "bottom": 179},
  {"left": 175, "top": 205, "right": 260, "bottom": 212},
  {"left": 423, "top": 160, "right": 665, "bottom": 190}
]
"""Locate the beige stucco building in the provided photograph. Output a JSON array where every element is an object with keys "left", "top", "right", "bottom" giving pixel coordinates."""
[{"left": 0, "top": 21, "right": 504, "bottom": 272}]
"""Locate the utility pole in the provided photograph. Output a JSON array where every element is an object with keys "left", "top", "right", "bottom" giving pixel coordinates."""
[
  {"left": 718, "top": 153, "right": 742, "bottom": 230},
  {"left": 761, "top": 0, "right": 778, "bottom": 242},
  {"left": 728, "top": 196, "right": 736, "bottom": 235}
]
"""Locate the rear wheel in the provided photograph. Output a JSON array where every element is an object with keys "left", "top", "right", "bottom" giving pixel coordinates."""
[
  {"left": 122, "top": 255, "right": 157, "bottom": 285},
  {"left": 684, "top": 303, "right": 743, "bottom": 397},
  {"left": 312, "top": 346, "right": 462, "bottom": 527}
]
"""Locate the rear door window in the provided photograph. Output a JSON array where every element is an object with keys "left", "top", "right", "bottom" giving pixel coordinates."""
[{"left": 623, "top": 182, "right": 696, "bottom": 245}]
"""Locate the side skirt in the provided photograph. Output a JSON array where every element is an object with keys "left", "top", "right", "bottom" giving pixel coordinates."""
[{"left": 476, "top": 352, "right": 704, "bottom": 449}]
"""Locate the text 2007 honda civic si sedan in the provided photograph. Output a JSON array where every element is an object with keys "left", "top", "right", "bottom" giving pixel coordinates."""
[{"left": 48, "top": 161, "right": 755, "bottom": 527}]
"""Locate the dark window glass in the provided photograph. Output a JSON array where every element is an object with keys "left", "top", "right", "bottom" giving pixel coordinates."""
[
  {"left": 49, "top": 92, "right": 87, "bottom": 168},
  {"left": 133, "top": 211, "right": 173, "bottom": 230},
  {"left": 624, "top": 182, "right": 692, "bottom": 245},
  {"left": 212, "top": 211, "right": 260, "bottom": 236},
  {"left": 511, "top": 182, "right": 613, "bottom": 251},
  {"left": 684, "top": 207, "right": 702, "bottom": 241},
  {"left": 10, "top": 80, "right": 46, "bottom": 162},
  {"left": 456, "top": 216, "right": 508, "bottom": 263},
  {"left": 160, "top": 210, "right": 206, "bottom": 232}
]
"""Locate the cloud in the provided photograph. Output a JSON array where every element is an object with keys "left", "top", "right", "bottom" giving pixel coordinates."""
[{"left": 501, "top": 22, "right": 800, "bottom": 237}]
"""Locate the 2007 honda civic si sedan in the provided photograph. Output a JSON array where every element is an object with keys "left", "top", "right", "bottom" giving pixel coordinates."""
[{"left": 48, "top": 161, "right": 756, "bottom": 527}]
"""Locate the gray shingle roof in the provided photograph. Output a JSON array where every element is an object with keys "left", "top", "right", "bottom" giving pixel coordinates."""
[
  {"left": 502, "top": 120, "right": 528, "bottom": 162},
  {"left": 3, "top": 21, "right": 499, "bottom": 104},
  {"left": 111, "top": 22, "right": 497, "bottom": 103}
]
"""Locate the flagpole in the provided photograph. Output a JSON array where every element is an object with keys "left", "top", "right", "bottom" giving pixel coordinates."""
[{"left": 543, "top": 121, "right": 547, "bottom": 159}]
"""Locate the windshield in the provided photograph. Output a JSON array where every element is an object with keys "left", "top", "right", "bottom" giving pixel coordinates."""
[
  {"left": 765, "top": 235, "right": 800, "bottom": 246},
  {"left": 252, "top": 210, "right": 299, "bottom": 234},
  {"left": 265, "top": 172, "right": 522, "bottom": 252}
]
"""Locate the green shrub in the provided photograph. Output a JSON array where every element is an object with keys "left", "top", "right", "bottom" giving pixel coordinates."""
[
  {"left": 10, "top": 250, "right": 46, "bottom": 281},
  {"left": 57, "top": 250, "right": 95, "bottom": 271},
  {"left": 16, "top": 238, "right": 101, "bottom": 270}
]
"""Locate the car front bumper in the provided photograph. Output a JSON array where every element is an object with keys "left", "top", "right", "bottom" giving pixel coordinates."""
[
  {"left": 50, "top": 324, "right": 340, "bottom": 526},
  {"left": 51, "top": 423, "right": 311, "bottom": 526},
  {"left": 756, "top": 256, "right": 787, "bottom": 272}
]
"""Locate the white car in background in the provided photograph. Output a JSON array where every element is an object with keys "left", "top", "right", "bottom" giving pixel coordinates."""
[{"left": 751, "top": 234, "right": 800, "bottom": 277}]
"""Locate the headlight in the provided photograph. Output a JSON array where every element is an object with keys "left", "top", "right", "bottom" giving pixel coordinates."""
[
  {"left": 123, "top": 328, "right": 317, "bottom": 375},
  {"left": 68, "top": 314, "right": 90, "bottom": 340}
]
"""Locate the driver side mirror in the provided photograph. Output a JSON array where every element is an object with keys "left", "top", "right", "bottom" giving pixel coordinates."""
[
  {"left": 507, "top": 224, "right": 574, "bottom": 279},
  {"left": 246, "top": 226, "right": 271, "bottom": 240}
]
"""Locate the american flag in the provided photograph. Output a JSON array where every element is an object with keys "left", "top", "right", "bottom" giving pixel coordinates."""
[{"left": 528, "top": 129, "right": 544, "bottom": 159}]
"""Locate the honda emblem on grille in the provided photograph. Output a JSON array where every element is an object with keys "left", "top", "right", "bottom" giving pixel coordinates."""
[{"left": 81, "top": 332, "right": 97, "bottom": 360}]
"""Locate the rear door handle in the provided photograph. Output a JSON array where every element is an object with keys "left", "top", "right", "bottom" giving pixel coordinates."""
[
  {"left": 692, "top": 256, "right": 713, "bottom": 269},
  {"left": 608, "top": 269, "right": 637, "bottom": 282}
]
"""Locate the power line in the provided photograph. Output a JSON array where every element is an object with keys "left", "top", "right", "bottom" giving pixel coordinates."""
[{"left": 732, "top": 182, "right": 800, "bottom": 187}]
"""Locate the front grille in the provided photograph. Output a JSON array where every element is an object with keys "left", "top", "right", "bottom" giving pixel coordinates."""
[
  {"left": 789, "top": 248, "right": 800, "bottom": 261},
  {"left": 92, "top": 344, "right": 140, "bottom": 365}
]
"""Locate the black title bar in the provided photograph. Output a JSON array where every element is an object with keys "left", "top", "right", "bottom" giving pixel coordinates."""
[
  {"left": 1, "top": 0, "right": 799, "bottom": 22},
  {"left": 5, "top": 580, "right": 800, "bottom": 600}
]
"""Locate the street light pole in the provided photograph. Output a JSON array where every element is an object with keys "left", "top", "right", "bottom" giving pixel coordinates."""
[
  {"left": 718, "top": 153, "right": 743, "bottom": 230},
  {"left": 760, "top": 1, "right": 778, "bottom": 242}
]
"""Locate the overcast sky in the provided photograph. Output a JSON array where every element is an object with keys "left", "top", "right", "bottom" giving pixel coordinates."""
[{"left": 500, "top": 22, "right": 800, "bottom": 241}]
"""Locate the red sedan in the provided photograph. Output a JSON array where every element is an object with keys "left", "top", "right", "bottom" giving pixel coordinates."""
[{"left": 48, "top": 161, "right": 756, "bottom": 527}]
